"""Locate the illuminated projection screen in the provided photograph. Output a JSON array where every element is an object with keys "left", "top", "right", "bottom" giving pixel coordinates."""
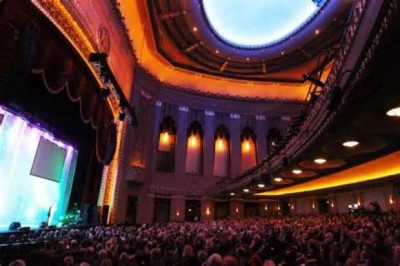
[{"left": 30, "top": 137, "right": 66, "bottom": 182}]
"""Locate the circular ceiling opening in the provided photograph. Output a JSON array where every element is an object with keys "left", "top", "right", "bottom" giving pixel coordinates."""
[{"left": 202, "top": 0, "right": 323, "bottom": 48}]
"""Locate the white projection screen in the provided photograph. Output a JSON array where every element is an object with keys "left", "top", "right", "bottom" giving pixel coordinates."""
[{"left": 30, "top": 137, "right": 67, "bottom": 182}]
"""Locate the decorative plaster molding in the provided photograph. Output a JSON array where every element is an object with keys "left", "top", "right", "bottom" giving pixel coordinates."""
[{"left": 137, "top": 67, "right": 306, "bottom": 104}]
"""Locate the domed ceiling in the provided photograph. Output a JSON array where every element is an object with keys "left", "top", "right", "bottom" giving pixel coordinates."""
[
  {"left": 202, "top": 0, "right": 321, "bottom": 48},
  {"left": 118, "top": 0, "right": 352, "bottom": 100}
]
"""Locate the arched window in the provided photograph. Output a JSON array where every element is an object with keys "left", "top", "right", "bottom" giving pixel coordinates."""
[
  {"left": 213, "top": 124, "right": 229, "bottom": 177},
  {"left": 156, "top": 116, "right": 176, "bottom": 172},
  {"left": 185, "top": 121, "right": 203, "bottom": 174},
  {"left": 240, "top": 127, "right": 257, "bottom": 173}
]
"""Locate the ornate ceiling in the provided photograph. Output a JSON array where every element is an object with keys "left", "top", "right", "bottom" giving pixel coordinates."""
[{"left": 118, "top": 0, "right": 353, "bottom": 101}]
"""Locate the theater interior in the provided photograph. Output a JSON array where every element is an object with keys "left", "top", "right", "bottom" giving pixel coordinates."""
[{"left": 1, "top": 0, "right": 400, "bottom": 265}]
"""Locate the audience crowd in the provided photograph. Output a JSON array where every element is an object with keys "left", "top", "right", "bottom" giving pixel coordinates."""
[{"left": 2, "top": 213, "right": 400, "bottom": 266}]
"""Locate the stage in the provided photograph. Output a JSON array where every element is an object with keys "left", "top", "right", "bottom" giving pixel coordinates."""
[{"left": 0, "top": 106, "right": 78, "bottom": 231}]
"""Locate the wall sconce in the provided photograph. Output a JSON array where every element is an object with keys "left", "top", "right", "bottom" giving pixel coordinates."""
[
  {"left": 331, "top": 202, "right": 335, "bottom": 208},
  {"left": 216, "top": 138, "right": 225, "bottom": 151},
  {"left": 357, "top": 199, "right": 361, "bottom": 206},
  {"left": 235, "top": 207, "right": 239, "bottom": 213},
  {"left": 264, "top": 205, "right": 268, "bottom": 211},
  {"left": 242, "top": 140, "right": 251, "bottom": 152},
  {"left": 206, "top": 207, "right": 210, "bottom": 215},
  {"left": 312, "top": 203, "right": 316, "bottom": 209},
  {"left": 277, "top": 206, "right": 281, "bottom": 211},
  {"left": 176, "top": 211, "right": 180, "bottom": 217},
  {"left": 162, "top": 131, "right": 170, "bottom": 144},
  {"left": 189, "top": 134, "right": 198, "bottom": 148},
  {"left": 389, "top": 196, "right": 394, "bottom": 205}
]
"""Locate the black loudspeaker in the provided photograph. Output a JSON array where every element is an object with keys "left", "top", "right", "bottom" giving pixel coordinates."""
[
  {"left": 102, "top": 124, "right": 117, "bottom": 165},
  {"left": 101, "top": 205, "right": 110, "bottom": 225},
  {"left": 9, "top": 222, "right": 21, "bottom": 230},
  {"left": 90, "top": 206, "right": 100, "bottom": 225}
]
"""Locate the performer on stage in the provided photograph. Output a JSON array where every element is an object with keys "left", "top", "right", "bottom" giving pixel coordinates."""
[{"left": 47, "top": 203, "right": 56, "bottom": 226}]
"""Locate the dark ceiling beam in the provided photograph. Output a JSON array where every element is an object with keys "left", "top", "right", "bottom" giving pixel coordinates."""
[
  {"left": 298, "top": 48, "right": 312, "bottom": 58},
  {"left": 160, "top": 10, "right": 187, "bottom": 20}
]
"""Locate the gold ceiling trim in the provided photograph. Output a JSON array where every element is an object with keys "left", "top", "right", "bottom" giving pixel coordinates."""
[
  {"left": 117, "top": 0, "right": 323, "bottom": 101},
  {"left": 256, "top": 151, "right": 400, "bottom": 196}
]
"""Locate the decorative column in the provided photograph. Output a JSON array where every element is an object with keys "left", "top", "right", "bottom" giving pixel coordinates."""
[
  {"left": 255, "top": 115, "right": 267, "bottom": 163},
  {"left": 230, "top": 114, "right": 241, "bottom": 178},
  {"left": 203, "top": 110, "right": 215, "bottom": 177},
  {"left": 230, "top": 199, "right": 243, "bottom": 219},
  {"left": 170, "top": 195, "right": 185, "bottom": 222},
  {"left": 175, "top": 106, "right": 189, "bottom": 175},
  {"left": 201, "top": 196, "right": 214, "bottom": 221},
  {"left": 150, "top": 101, "right": 162, "bottom": 172}
]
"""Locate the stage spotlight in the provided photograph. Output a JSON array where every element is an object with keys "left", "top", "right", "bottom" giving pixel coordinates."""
[
  {"left": 89, "top": 52, "right": 108, "bottom": 62},
  {"left": 100, "top": 87, "right": 111, "bottom": 98},
  {"left": 303, "top": 73, "right": 325, "bottom": 87},
  {"left": 118, "top": 111, "right": 126, "bottom": 121}
]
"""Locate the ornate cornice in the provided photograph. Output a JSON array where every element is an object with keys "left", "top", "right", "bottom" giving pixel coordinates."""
[
  {"left": 31, "top": 0, "right": 95, "bottom": 59},
  {"left": 109, "top": 0, "right": 136, "bottom": 60},
  {"left": 59, "top": 0, "right": 97, "bottom": 51},
  {"left": 136, "top": 67, "right": 305, "bottom": 104}
]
